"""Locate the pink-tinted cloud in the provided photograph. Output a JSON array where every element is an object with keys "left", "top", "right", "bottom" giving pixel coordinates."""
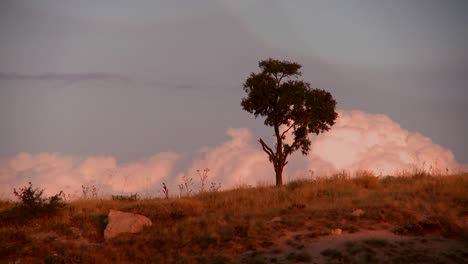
[
  {"left": 0, "top": 110, "right": 463, "bottom": 200},
  {"left": 306, "top": 111, "right": 460, "bottom": 176},
  {"left": 0, "top": 152, "right": 179, "bottom": 200},
  {"left": 188, "top": 128, "right": 271, "bottom": 187}
]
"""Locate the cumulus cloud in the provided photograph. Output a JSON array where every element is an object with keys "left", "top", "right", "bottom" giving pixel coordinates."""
[
  {"left": 0, "top": 152, "right": 180, "bottom": 200},
  {"left": 304, "top": 111, "right": 461, "bottom": 176},
  {"left": 188, "top": 128, "right": 271, "bottom": 187},
  {"left": 0, "top": 110, "right": 463, "bottom": 200}
]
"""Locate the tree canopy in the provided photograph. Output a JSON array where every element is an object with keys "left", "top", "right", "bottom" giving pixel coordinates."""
[{"left": 241, "top": 58, "right": 337, "bottom": 185}]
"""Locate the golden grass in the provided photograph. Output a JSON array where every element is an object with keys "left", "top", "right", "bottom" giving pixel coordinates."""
[{"left": 1, "top": 172, "right": 467, "bottom": 263}]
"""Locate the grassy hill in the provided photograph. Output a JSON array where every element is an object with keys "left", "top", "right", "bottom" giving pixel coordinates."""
[{"left": 1, "top": 172, "right": 467, "bottom": 263}]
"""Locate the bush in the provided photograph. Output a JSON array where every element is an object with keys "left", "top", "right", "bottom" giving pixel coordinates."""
[
  {"left": 111, "top": 193, "right": 138, "bottom": 201},
  {"left": 13, "top": 182, "right": 65, "bottom": 216}
]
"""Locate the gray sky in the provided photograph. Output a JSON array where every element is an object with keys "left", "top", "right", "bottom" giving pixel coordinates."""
[{"left": 1, "top": 0, "right": 467, "bottom": 166}]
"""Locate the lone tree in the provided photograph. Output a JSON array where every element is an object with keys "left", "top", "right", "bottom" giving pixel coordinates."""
[{"left": 241, "top": 58, "right": 338, "bottom": 186}]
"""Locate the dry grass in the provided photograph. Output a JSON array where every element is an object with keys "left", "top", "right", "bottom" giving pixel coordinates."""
[{"left": 1, "top": 172, "right": 467, "bottom": 263}]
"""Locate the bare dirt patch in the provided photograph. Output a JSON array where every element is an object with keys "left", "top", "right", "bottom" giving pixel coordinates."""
[{"left": 242, "top": 229, "right": 467, "bottom": 263}]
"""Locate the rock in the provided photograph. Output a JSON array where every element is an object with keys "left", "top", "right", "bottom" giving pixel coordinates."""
[
  {"left": 351, "top": 209, "right": 365, "bottom": 217},
  {"left": 104, "top": 210, "right": 152, "bottom": 240},
  {"left": 331, "top": 228, "right": 342, "bottom": 235},
  {"left": 271, "top": 216, "right": 282, "bottom": 223}
]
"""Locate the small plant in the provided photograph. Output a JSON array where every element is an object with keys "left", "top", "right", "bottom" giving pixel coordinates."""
[
  {"left": 13, "top": 182, "right": 65, "bottom": 216},
  {"left": 180, "top": 175, "right": 193, "bottom": 197},
  {"left": 58, "top": 191, "right": 71, "bottom": 202},
  {"left": 162, "top": 183, "right": 169, "bottom": 199},
  {"left": 81, "top": 184, "right": 98, "bottom": 199},
  {"left": 308, "top": 169, "right": 315, "bottom": 179},
  {"left": 209, "top": 182, "right": 221, "bottom": 192},
  {"left": 197, "top": 168, "right": 210, "bottom": 192},
  {"left": 111, "top": 193, "right": 138, "bottom": 201},
  {"left": 178, "top": 184, "right": 184, "bottom": 198}
]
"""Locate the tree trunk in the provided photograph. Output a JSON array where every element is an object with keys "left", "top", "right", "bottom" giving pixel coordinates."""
[
  {"left": 275, "top": 166, "right": 283, "bottom": 186},
  {"left": 274, "top": 122, "right": 284, "bottom": 186}
]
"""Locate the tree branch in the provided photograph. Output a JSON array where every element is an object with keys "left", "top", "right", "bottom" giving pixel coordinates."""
[
  {"left": 281, "top": 150, "right": 289, "bottom": 168},
  {"left": 277, "top": 73, "right": 285, "bottom": 87},
  {"left": 272, "top": 73, "right": 286, "bottom": 89},
  {"left": 259, "top": 138, "right": 275, "bottom": 162},
  {"left": 280, "top": 124, "right": 295, "bottom": 139}
]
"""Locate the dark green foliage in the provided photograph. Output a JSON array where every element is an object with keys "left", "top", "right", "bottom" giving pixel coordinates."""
[
  {"left": 241, "top": 58, "right": 337, "bottom": 185},
  {"left": 13, "top": 182, "right": 65, "bottom": 216}
]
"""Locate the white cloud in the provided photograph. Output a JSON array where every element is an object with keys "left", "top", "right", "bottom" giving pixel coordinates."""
[
  {"left": 188, "top": 128, "right": 271, "bottom": 188},
  {"left": 0, "top": 152, "right": 179, "bottom": 200},
  {"left": 306, "top": 111, "right": 460, "bottom": 176},
  {"left": 0, "top": 110, "right": 463, "bottom": 200}
]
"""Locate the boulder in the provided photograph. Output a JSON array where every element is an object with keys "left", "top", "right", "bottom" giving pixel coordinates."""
[
  {"left": 104, "top": 210, "right": 152, "bottom": 240},
  {"left": 331, "top": 228, "right": 342, "bottom": 235},
  {"left": 271, "top": 216, "right": 282, "bottom": 223}
]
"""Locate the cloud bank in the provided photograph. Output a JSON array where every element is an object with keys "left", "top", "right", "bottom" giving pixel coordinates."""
[{"left": 0, "top": 110, "right": 463, "bottom": 200}]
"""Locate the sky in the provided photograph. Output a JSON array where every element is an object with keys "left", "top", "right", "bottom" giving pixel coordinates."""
[{"left": 1, "top": 0, "right": 467, "bottom": 198}]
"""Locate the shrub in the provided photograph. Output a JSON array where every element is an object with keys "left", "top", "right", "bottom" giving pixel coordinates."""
[
  {"left": 13, "top": 182, "right": 65, "bottom": 216},
  {"left": 111, "top": 193, "right": 138, "bottom": 201}
]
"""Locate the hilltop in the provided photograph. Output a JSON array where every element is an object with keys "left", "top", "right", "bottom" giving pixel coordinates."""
[{"left": 1, "top": 172, "right": 467, "bottom": 263}]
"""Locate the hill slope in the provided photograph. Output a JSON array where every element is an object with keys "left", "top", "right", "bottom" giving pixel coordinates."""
[{"left": 1, "top": 172, "right": 467, "bottom": 263}]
